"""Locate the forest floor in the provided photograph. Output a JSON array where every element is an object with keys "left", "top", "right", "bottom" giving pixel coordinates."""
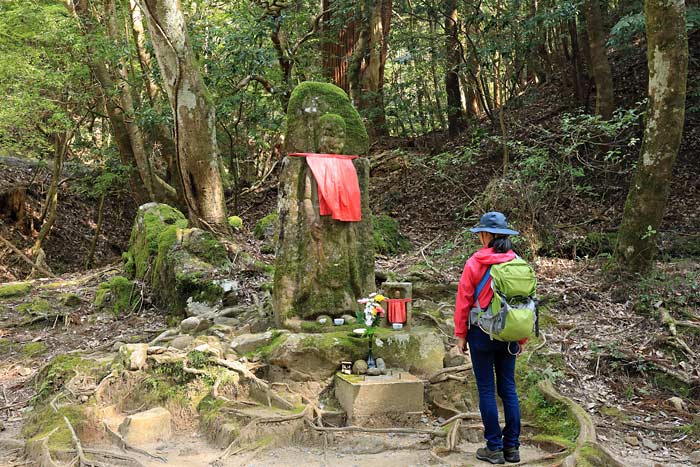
[{"left": 1, "top": 31, "right": 699, "bottom": 467}]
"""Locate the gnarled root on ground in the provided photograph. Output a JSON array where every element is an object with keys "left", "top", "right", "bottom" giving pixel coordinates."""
[
  {"left": 428, "top": 364, "right": 472, "bottom": 384},
  {"left": 538, "top": 380, "right": 624, "bottom": 467}
]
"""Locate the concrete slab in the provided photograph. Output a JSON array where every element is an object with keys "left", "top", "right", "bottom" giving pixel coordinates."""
[{"left": 334, "top": 370, "right": 423, "bottom": 425}]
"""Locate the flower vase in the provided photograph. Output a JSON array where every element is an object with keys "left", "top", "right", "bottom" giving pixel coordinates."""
[{"left": 367, "top": 337, "right": 376, "bottom": 368}]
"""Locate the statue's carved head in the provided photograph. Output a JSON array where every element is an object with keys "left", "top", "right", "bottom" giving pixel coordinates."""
[{"left": 318, "top": 113, "right": 346, "bottom": 154}]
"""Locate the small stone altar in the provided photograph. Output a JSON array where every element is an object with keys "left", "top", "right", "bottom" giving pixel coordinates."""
[{"left": 334, "top": 370, "right": 424, "bottom": 425}]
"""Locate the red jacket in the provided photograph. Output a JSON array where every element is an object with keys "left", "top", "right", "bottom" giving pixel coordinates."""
[{"left": 453, "top": 247, "right": 516, "bottom": 339}]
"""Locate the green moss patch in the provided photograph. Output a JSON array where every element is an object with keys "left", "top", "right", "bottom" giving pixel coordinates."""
[
  {"left": 372, "top": 214, "right": 411, "bottom": 255},
  {"left": 0, "top": 282, "right": 32, "bottom": 298},
  {"left": 23, "top": 404, "right": 85, "bottom": 450},
  {"left": 59, "top": 292, "right": 81, "bottom": 307},
  {"left": 124, "top": 203, "right": 188, "bottom": 279},
  {"left": 34, "top": 354, "right": 108, "bottom": 403},
  {"left": 286, "top": 82, "right": 369, "bottom": 155},
  {"left": 17, "top": 299, "right": 51, "bottom": 316},
  {"left": 0, "top": 338, "right": 17, "bottom": 354},
  {"left": 228, "top": 216, "right": 243, "bottom": 230},
  {"left": 22, "top": 341, "right": 47, "bottom": 357},
  {"left": 254, "top": 212, "right": 278, "bottom": 241},
  {"left": 94, "top": 276, "right": 137, "bottom": 317},
  {"left": 248, "top": 332, "right": 288, "bottom": 359},
  {"left": 520, "top": 384, "right": 579, "bottom": 445}
]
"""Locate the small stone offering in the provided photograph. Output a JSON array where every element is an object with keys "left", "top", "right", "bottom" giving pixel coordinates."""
[
  {"left": 352, "top": 359, "right": 368, "bottom": 375},
  {"left": 376, "top": 358, "right": 386, "bottom": 373}
]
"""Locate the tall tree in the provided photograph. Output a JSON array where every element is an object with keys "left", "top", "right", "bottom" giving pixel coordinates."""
[
  {"left": 445, "top": 0, "right": 466, "bottom": 136},
  {"left": 583, "top": 0, "right": 615, "bottom": 119},
  {"left": 139, "top": 0, "right": 229, "bottom": 235},
  {"left": 616, "top": 0, "right": 688, "bottom": 273},
  {"left": 347, "top": 0, "right": 391, "bottom": 137}
]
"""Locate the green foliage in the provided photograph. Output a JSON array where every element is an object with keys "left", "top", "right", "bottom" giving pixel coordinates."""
[
  {"left": 0, "top": 0, "right": 91, "bottom": 159},
  {"left": 372, "top": 214, "right": 411, "bottom": 255},
  {"left": 608, "top": 13, "right": 646, "bottom": 50}
]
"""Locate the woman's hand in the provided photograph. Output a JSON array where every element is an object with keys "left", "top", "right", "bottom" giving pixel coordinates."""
[{"left": 456, "top": 337, "right": 467, "bottom": 355}]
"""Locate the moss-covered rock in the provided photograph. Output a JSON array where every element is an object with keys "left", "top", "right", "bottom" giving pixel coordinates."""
[
  {"left": 123, "top": 204, "right": 232, "bottom": 313},
  {"left": 152, "top": 228, "right": 228, "bottom": 311},
  {"left": 95, "top": 276, "right": 136, "bottom": 317},
  {"left": 59, "top": 292, "right": 82, "bottom": 307},
  {"left": 253, "top": 212, "right": 278, "bottom": 252},
  {"left": 123, "top": 203, "right": 188, "bottom": 279},
  {"left": 34, "top": 354, "right": 109, "bottom": 402},
  {"left": 371, "top": 327, "right": 445, "bottom": 376},
  {"left": 0, "top": 281, "right": 32, "bottom": 298},
  {"left": 267, "top": 331, "right": 369, "bottom": 379},
  {"left": 228, "top": 215, "right": 243, "bottom": 230},
  {"left": 372, "top": 214, "right": 411, "bottom": 255}
]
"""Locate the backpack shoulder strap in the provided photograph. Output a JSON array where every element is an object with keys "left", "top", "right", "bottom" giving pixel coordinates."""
[{"left": 474, "top": 266, "right": 492, "bottom": 301}]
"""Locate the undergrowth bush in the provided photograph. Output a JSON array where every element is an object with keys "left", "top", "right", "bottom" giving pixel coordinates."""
[{"left": 476, "top": 107, "right": 642, "bottom": 257}]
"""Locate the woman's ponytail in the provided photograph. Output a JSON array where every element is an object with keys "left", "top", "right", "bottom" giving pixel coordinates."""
[{"left": 489, "top": 235, "right": 513, "bottom": 253}]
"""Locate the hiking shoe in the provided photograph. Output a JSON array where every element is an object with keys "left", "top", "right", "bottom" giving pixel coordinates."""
[
  {"left": 504, "top": 447, "right": 520, "bottom": 463},
  {"left": 476, "top": 447, "right": 505, "bottom": 464}
]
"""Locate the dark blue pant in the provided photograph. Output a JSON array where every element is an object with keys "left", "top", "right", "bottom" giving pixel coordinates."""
[{"left": 468, "top": 326, "right": 521, "bottom": 451}]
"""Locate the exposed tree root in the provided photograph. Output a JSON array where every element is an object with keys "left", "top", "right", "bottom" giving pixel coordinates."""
[
  {"left": 600, "top": 350, "right": 699, "bottom": 387},
  {"left": 212, "top": 357, "right": 294, "bottom": 410},
  {"left": 25, "top": 428, "right": 61, "bottom": 467},
  {"left": 428, "top": 363, "right": 472, "bottom": 384},
  {"left": 438, "top": 412, "right": 482, "bottom": 427},
  {"left": 0, "top": 234, "right": 55, "bottom": 278},
  {"left": 445, "top": 419, "right": 460, "bottom": 451},
  {"left": 304, "top": 418, "right": 447, "bottom": 437},
  {"left": 538, "top": 380, "right": 624, "bottom": 467},
  {"left": 103, "top": 422, "right": 166, "bottom": 463}
]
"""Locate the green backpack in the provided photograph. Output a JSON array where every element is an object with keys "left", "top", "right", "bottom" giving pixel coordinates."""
[{"left": 469, "top": 257, "right": 538, "bottom": 342}]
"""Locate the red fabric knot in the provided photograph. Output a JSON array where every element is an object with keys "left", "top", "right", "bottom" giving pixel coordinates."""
[{"left": 288, "top": 153, "right": 362, "bottom": 222}]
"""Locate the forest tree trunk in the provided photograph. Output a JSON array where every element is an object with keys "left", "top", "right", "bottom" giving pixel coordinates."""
[
  {"left": 445, "top": 0, "right": 466, "bottom": 137},
  {"left": 584, "top": 0, "right": 615, "bottom": 119},
  {"left": 139, "top": 0, "right": 229, "bottom": 235},
  {"left": 616, "top": 0, "right": 688, "bottom": 273}
]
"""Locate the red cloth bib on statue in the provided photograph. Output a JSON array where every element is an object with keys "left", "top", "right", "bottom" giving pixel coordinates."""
[
  {"left": 386, "top": 298, "right": 411, "bottom": 324},
  {"left": 289, "top": 153, "right": 362, "bottom": 222}
]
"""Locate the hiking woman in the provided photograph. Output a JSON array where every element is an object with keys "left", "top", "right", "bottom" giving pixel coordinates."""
[{"left": 454, "top": 212, "right": 526, "bottom": 465}]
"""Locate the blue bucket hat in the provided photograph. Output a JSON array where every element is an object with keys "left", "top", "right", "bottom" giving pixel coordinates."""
[{"left": 470, "top": 212, "right": 519, "bottom": 236}]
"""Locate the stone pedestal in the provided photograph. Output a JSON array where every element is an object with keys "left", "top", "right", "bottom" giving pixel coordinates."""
[{"left": 334, "top": 370, "right": 424, "bottom": 425}]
